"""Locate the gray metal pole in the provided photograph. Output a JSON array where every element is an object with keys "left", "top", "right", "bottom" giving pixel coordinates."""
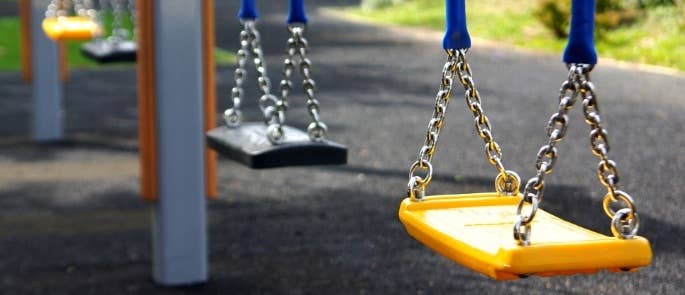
[
  {"left": 31, "top": 0, "right": 63, "bottom": 141},
  {"left": 151, "top": 0, "right": 208, "bottom": 285}
]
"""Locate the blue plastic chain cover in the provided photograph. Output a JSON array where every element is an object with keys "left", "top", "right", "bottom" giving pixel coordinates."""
[
  {"left": 238, "top": 0, "right": 259, "bottom": 20},
  {"left": 563, "top": 0, "right": 598, "bottom": 64},
  {"left": 443, "top": 0, "right": 471, "bottom": 50},
  {"left": 288, "top": 0, "right": 308, "bottom": 24}
]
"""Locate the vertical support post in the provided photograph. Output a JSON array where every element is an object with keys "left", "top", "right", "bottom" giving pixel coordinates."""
[
  {"left": 30, "top": 0, "right": 63, "bottom": 141},
  {"left": 137, "top": 0, "right": 157, "bottom": 201},
  {"left": 138, "top": 0, "right": 208, "bottom": 285},
  {"left": 203, "top": 0, "right": 218, "bottom": 199},
  {"left": 19, "top": 0, "right": 32, "bottom": 81},
  {"left": 21, "top": 0, "right": 69, "bottom": 82},
  {"left": 59, "top": 41, "right": 70, "bottom": 81}
]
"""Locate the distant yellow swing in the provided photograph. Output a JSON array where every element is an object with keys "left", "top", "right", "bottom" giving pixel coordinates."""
[
  {"left": 42, "top": 0, "right": 101, "bottom": 41},
  {"left": 398, "top": 0, "right": 651, "bottom": 280}
]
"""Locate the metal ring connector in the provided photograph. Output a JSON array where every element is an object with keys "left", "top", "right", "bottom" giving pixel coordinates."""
[
  {"left": 307, "top": 121, "right": 327, "bottom": 142},
  {"left": 495, "top": 170, "right": 521, "bottom": 196},
  {"left": 407, "top": 176, "right": 425, "bottom": 202},
  {"left": 266, "top": 124, "right": 285, "bottom": 145},
  {"left": 602, "top": 190, "right": 636, "bottom": 219},
  {"left": 513, "top": 217, "right": 532, "bottom": 246},
  {"left": 516, "top": 193, "right": 540, "bottom": 225},
  {"left": 611, "top": 208, "right": 639, "bottom": 239},
  {"left": 223, "top": 109, "right": 242, "bottom": 128},
  {"left": 409, "top": 160, "right": 433, "bottom": 187}
]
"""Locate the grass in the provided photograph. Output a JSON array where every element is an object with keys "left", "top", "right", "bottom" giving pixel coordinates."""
[
  {"left": 0, "top": 16, "right": 235, "bottom": 71},
  {"left": 346, "top": 0, "right": 685, "bottom": 71}
]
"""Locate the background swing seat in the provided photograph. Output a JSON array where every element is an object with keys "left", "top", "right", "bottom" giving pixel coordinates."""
[
  {"left": 81, "top": 40, "right": 137, "bottom": 63},
  {"left": 206, "top": 123, "right": 347, "bottom": 169},
  {"left": 42, "top": 17, "right": 100, "bottom": 41},
  {"left": 398, "top": 193, "right": 652, "bottom": 280}
]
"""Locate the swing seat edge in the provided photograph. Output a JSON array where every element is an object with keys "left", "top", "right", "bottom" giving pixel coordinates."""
[{"left": 398, "top": 195, "right": 652, "bottom": 280}]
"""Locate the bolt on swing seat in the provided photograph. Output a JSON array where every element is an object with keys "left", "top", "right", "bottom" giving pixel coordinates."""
[
  {"left": 207, "top": 0, "right": 347, "bottom": 169},
  {"left": 80, "top": 0, "right": 137, "bottom": 63},
  {"left": 398, "top": 0, "right": 651, "bottom": 280}
]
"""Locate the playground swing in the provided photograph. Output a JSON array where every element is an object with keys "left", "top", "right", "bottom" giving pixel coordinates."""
[
  {"left": 398, "top": 0, "right": 651, "bottom": 280},
  {"left": 81, "top": 0, "right": 137, "bottom": 63},
  {"left": 207, "top": 0, "right": 347, "bottom": 169},
  {"left": 42, "top": 0, "right": 101, "bottom": 41}
]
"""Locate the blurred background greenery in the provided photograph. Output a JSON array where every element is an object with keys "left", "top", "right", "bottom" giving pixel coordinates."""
[{"left": 353, "top": 0, "right": 685, "bottom": 71}]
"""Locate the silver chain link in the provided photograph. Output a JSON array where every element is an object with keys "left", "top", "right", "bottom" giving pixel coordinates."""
[
  {"left": 73, "top": 0, "right": 87, "bottom": 17},
  {"left": 455, "top": 50, "right": 520, "bottom": 195},
  {"left": 59, "top": 0, "right": 70, "bottom": 17},
  {"left": 46, "top": 0, "right": 59, "bottom": 18},
  {"left": 223, "top": 20, "right": 284, "bottom": 144},
  {"left": 279, "top": 25, "right": 328, "bottom": 142},
  {"left": 578, "top": 69, "right": 639, "bottom": 240},
  {"left": 513, "top": 64, "right": 640, "bottom": 246},
  {"left": 110, "top": 0, "right": 126, "bottom": 41},
  {"left": 407, "top": 49, "right": 519, "bottom": 202},
  {"left": 95, "top": 0, "right": 108, "bottom": 34},
  {"left": 127, "top": 0, "right": 135, "bottom": 40},
  {"left": 46, "top": 0, "right": 97, "bottom": 20}
]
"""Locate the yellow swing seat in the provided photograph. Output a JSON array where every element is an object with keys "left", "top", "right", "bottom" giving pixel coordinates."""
[
  {"left": 42, "top": 16, "right": 100, "bottom": 41},
  {"left": 398, "top": 193, "right": 652, "bottom": 280}
]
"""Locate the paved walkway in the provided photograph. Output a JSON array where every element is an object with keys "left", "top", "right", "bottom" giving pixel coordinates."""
[{"left": 1, "top": 0, "right": 684, "bottom": 294}]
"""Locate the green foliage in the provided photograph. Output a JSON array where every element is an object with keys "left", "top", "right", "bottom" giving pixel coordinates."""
[
  {"left": 533, "top": 0, "right": 640, "bottom": 38},
  {"left": 632, "top": 0, "right": 681, "bottom": 8},
  {"left": 361, "top": 0, "right": 405, "bottom": 11},
  {"left": 533, "top": 0, "right": 570, "bottom": 38},
  {"left": 0, "top": 17, "right": 21, "bottom": 71}
]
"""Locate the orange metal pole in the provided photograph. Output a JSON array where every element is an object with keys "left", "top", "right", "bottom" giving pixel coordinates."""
[
  {"left": 19, "top": 0, "right": 32, "bottom": 81},
  {"left": 203, "top": 0, "right": 218, "bottom": 199},
  {"left": 137, "top": 0, "right": 158, "bottom": 201},
  {"left": 59, "top": 42, "right": 69, "bottom": 81}
]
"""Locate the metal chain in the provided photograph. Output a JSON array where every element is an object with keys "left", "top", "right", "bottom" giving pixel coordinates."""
[
  {"left": 223, "top": 21, "right": 284, "bottom": 144},
  {"left": 110, "top": 0, "right": 126, "bottom": 41},
  {"left": 513, "top": 64, "right": 640, "bottom": 246},
  {"left": 82, "top": 0, "right": 97, "bottom": 21},
  {"left": 47, "top": 0, "right": 95, "bottom": 19},
  {"left": 127, "top": 0, "right": 136, "bottom": 40},
  {"left": 46, "top": 0, "right": 59, "bottom": 18},
  {"left": 279, "top": 25, "right": 328, "bottom": 142},
  {"left": 407, "top": 49, "right": 518, "bottom": 201},
  {"left": 249, "top": 22, "right": 285, "bottom": 144},
  {"left": 513, "top": 65, "right": 580, "bottom": 246},
  {"left": 60, "top": 0, "right": 70, "bottom": 17},
  {"left": 407, "top": 50, "right": 458, "bottom": 201},
  {"left": 454, "top": 50, "right": 520, "bottom": 195},
  {"left": 73, "top": 0, "right": 87, "bottom": 17},
  {"left": 92, "top": 0, "right": 107, "bottom": 39},
  {"left": 577, "top": 68, "right": 639, "bottom": 240},
  {"left": 223, "top": 22, "right": 251, "bottom": 128}
]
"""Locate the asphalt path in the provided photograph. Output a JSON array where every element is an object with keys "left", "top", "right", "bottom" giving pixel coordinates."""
[{"left": 0, "top": 0, "right": 684, "bottom": 294}]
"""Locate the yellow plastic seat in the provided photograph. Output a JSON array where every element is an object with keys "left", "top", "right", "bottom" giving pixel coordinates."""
[
  {"left": 398, "top": 193, "right": 652, "bottom": 280},
  {"left": 42, "top": 17, "right": 100, "bottom": 41}
]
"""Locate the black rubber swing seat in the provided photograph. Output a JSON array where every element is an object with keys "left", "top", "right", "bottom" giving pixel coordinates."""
[
  {"left": 206, "top": 122, "right": 347, "bottom": 169},
  {"left": 80, "top": 40, "right": 137, "bottom": 63}
]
